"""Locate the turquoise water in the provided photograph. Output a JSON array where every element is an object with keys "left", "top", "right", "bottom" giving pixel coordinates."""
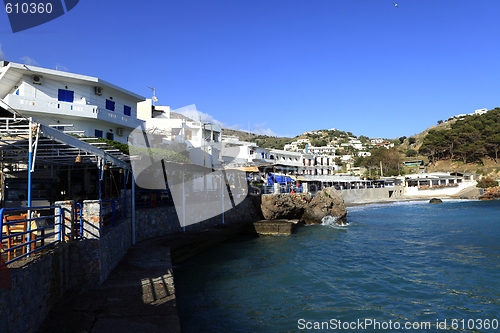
[{"left": 175, "top": 200, "right": 500, "bottom": 332}]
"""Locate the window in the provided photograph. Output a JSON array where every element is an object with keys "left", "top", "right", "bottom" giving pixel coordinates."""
[
  {"left": 250, "top": 150, "right": 254, "bottom": 155},
  {"left": 95, "top": 130, "right": 103, "bottom": 138},
  {"left": 106, "top": 132, "right": 114, "bottom": 141},
  {"left": 185, "top": 130, "right": 192, "bottom": 140},
  {"left": 106, "top": 99, "right": 115, "bottom": 111},
  {"left": 58, "top": 89, "right": 74, "bottom": 103},
  {"left": 124, "top": 105, "right": 131, "bottom": 116}
]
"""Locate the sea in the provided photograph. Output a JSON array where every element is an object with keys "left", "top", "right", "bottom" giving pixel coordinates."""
[{"left": 174, "top": 199, "right": 500, "bottom": 332}]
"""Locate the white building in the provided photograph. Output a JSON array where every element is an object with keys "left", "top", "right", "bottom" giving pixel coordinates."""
[
  {"left": 284, "top": 138, "right": 311, "bottom": 152},
  {"left": 0, "top": 61, "right": 145, "bottom": 144},
  {"left": 308, "top": 145, "right": 336, "bottom": 155},
  {"left": 474, "top": 108, "right": 488, "bottom": 115},
  {"left": 137, "top": 100, "right": 222, "bottom": 167}
]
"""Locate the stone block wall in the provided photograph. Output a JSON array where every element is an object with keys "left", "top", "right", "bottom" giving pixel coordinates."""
[
  {"left": 1, "top": 192, "right": 265, "bottom": 333},
  {"left": 340, "top": 186, "right": 405, "bottom": 203},
  {"left": 134, "top": 205, "right": 181, "bottom": 242},
  {"left": 0, "top": 243, "right": 70, "bottom": 333}
]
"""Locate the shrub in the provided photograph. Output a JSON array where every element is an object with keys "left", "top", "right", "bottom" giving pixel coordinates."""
[{"left": 476, "top": 177, "right": 498, "bottom": 188}]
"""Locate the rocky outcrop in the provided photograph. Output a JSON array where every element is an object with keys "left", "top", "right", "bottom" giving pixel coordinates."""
[
  {"left": 301, "top": 187, "right": 347, "bottom": 225},
  {"left": 260, "top": 187, "right": 347, "bottom": 225},
  {"left": 479, "top": 186, "right": 500, "bottom": 200},
  {"left": 429, "top": 198, "right": 443, "bottom": 204},
  {"left": 260, "top": 193, "right": 311, "bottom": 220}
]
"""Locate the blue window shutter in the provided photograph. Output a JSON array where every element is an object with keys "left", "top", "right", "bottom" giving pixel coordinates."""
[
  {"left": 106, "top": 99, "right": 115, "bottom": 111},
  {"left": 95, "top": 130, "right": 103, "bottom": 138},
  {"left": 58, "top": 89, "right": 74, "bottom": 102},
  {"left": 124, "top": 105, "right": 131, "bottom": 116}
]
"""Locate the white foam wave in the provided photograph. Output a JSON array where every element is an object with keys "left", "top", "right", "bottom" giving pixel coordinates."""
[{"left": 321, "top": 215, "right": 349, "bottom": 228}]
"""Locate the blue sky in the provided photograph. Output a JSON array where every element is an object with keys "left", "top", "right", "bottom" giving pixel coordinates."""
[{"left": 1, "top": 0, "right": 499, "bottom": 139}]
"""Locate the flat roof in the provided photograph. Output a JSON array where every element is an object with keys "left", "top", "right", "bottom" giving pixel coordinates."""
[{"left": 1, "top": 61, "right": 145, "bottom": 101}]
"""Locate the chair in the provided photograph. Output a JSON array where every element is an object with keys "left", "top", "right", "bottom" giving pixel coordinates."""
[
  {"left": 29, "top": 212, "right": 45, "bottom": 247},
  {"left": 4, "top": 215, "right": 28, "bottom": 261}
]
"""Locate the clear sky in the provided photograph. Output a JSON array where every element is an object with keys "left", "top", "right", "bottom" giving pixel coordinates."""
[{"left": 1, "top": 0, "right": 499, "bottom": 139}]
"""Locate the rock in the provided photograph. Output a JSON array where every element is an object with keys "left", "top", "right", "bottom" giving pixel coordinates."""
[
  {"left": 260, "top": 193, "right": 312, "bottom": 220},
  {"left": 479, "top": 186, "right": 500, "bottom": 200},
  {"left": 253, "top": 219, "right": 303, "bottom": 236},
  {"left": 301, "top": 187, "right": 347, "bottom": 225},
  {"left": 429, "top": 198, "right": 443, "bottom": 204}
]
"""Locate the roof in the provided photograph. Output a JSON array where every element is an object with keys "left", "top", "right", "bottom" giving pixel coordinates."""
[
  {"left": 0, "top": 103, "right": 130, "bottom": 169},
  {"left": 0, "top": 61, "right": 145, "bottom": 101}
]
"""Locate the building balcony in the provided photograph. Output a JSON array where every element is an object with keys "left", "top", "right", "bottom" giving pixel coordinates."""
[{"left": 4, "top": 94, "right": 144, "bottom": 129}]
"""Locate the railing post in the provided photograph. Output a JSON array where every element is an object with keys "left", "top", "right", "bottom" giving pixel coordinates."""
[
  {"left": 55, "top": 201, "right": 75, "bottom": 242},
  {"left": 0, "top": 208, "right": 4, "bottom": 246}
]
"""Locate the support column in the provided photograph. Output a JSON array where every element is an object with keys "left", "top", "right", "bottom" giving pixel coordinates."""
[{"left": 55, "top": 200, "right": 75, "bottom": 241}]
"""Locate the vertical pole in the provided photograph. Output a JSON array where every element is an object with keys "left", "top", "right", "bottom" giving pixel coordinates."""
[
  {"left": 123, "top": 170, "right": 126, "bottom": 218},
  {"left": 221, "top": 174, "right": 224, "bottom": 225},
  {"left": 58, "top": 206, "right": 62, "bottom": 242},
  {"left": 182, "top": 170, "right": 185, "bottom": 232},
  {"left": 27, "top": 117, "right": 32, "bottom": 253},
  {"left": 98, "top": 167, "right": 102, "bottom": 201},
  {"left": 131, "top": 174, "right": 136, "bottom": 245}
]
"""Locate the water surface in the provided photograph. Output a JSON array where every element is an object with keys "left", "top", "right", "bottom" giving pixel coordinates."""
[{"left": 175, "top": 200, "right": 500, "bottom": 332}]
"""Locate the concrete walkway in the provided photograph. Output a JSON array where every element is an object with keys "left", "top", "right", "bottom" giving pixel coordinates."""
[{"left": 36, "top": 219, "right": 258, "bottom": 333}]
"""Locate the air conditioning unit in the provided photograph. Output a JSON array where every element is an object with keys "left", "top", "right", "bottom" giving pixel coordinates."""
[
  {"left": 94, "top": 87, "right": 103, "bottom": 96},
  {"left": 32, "top": 75, "right": 43, "bottom": 85},
  {"left": 117, "top": 128, "right": 124, "bottom": 136}
]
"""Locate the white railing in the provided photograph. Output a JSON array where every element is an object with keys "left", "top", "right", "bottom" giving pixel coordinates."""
[{"left": 4, "top": 94, "right": 144, "bottom": 128}]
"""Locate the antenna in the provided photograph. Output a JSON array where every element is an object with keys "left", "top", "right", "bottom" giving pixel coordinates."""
[{"left": 146, "top": 86, "right": 157, "bottom": 106}]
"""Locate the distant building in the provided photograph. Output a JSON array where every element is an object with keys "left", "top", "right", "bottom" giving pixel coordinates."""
[
  {"left": 137, "top": 99, "right": 222, "bottom": 167},
  {"left": 375, "top": 142, "right": 394, "bottom": 149}
]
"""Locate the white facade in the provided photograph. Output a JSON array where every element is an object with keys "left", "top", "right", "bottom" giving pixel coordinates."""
[
  {"left": 308, "top": 145, "right": 336, "bottom": 155},
  {"left": 404, "top": 172, "right": 477, "bottom": 197},
  {"left": 0, "top": 61, "right": 145, "bottom": 144},
  {"left": 137, "top": 99, "right": 222, "bottom": 167}
]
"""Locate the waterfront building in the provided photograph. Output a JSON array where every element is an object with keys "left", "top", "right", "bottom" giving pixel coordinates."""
[
  {"left": 404, "top": 172, "right": 478, "bottom": 196},
  {"left": 137, "top": 100, "right": 223, "bottom": 168},
  {"left": 0, "top": 61, "right": 145, "bottom": 144}
]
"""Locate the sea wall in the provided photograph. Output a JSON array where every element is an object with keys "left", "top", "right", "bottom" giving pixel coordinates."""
[
  {"left": 1, "top": 192, "right": 265, "bottom": 333},
  {"left": 340, "top": 186, "right": 405, "bottom": 203},
  {"left": 403, "top": 182, "right": 475, "bottom": 197},
  {"left": 0, "top": 243, "right": 70, "bottom": 333}
]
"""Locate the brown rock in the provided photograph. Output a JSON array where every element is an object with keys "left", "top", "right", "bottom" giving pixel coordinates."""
[
  {"left": 302, "top": 187, "right": 347, "bottom": 225},
  {"left": 260, "top": 193, "right": 312, "bottom": 220}
]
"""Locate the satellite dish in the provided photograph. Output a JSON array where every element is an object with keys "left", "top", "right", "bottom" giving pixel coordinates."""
[{"left": 152, "top": 96, "right": 158, "bottom": 102}]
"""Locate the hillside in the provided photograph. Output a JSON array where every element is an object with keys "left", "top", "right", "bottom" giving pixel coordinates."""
[{"left": 222, "top": 128, "right": 294, "bottom": 150}]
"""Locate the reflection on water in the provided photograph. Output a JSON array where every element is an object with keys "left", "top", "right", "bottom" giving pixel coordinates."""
[{"left": 175, "top": 200, "right": 500, "bottom": 332}]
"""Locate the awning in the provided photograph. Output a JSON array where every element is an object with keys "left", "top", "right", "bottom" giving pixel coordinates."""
[{"left": 228, "top": 166, "right": 260, "bottom": 172}]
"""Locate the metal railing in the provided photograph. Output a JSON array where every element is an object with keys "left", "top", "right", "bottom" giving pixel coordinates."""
[
  {"left": 74, "top": 203, "right": 83, "bottom": 239},
  {"left": 135, "top": 189, "right": 174, "bottom": 209},
  {"left": 0, "top": 206, "right": 62, "bottom": 265},
  {"left": 101, "top": 197, "right": 127, "bottom": 229},
  {"left": 262, "top": 185, "right": 274, "bottom": 194}
]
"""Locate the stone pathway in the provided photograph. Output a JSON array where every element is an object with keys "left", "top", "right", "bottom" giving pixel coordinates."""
[
  {"left": 36, "top": 239, "right": 180, "bottom": 333},
  {"left": 36, "top": 219, "right": 258, "bottom": 333}
]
